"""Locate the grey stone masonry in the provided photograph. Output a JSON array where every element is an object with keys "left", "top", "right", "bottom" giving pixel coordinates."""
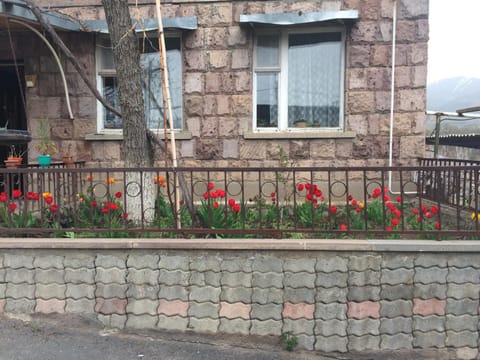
[{"left": 1, "top": 244, "right": 480, "bottom": 354}]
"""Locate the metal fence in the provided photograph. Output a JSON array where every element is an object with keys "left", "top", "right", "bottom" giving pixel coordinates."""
[{"left": 0, "top": 164, "right": 479, "bottom": 239}]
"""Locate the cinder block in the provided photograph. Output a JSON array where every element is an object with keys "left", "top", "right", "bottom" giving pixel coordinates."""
[
  {"left": 65, "top": 268, "right": 95, "bottom": 284},
  {"left": 348, "top": 286, "right": 380, "bottom": 301},
  {"left": 96, "top": 284, "right": 128, "bottom": 299},
  {"left": 380, "top": 300, "right": 412, "bottom": 318},
  {"left": 5, "top": 284, "right": 35, "bottom": 299},
  {"left": 189, "top": 271, "right": 221, "bottom": 287},
  {"left": 413, "top": 315, "right": 445, "bottom": 332},
  {"left": 413, "top": 331, "right": 445, "bottom": 348},
  {"left": 414, "top": 267, "right": 447, "bottom": 284},
  {"left": 188, "top": 302, "right": 219, "bottom": 319},
  {"left": 446, "top": 314, "right": 478, "bottom": 332},
  {"left": 220, "top": 287, "right": 251, "bottom": 303},
  {"left": 381, "top": 268, "right": 414, "bottom": 285},
  {"left": 447, "top": 283, "right": 480, "bottom": 300},
  {"left": 221, "top": 258, "right": 253, "bottom": 272},
  {"left": 382, "top": 254, "right": 414, "bottom": 270},
  {"left": 283, "top": 319, "right": 314, "bottom": 335},
  {"left": 158, "top": 285, "right": 189, "bottom": 301},
  {"left": 190, "top": 256, "right": 221, "bottom": 272},
  {"left": 447, "top": 268, "right": 480, "bottom": 284},
  {"left": 380, "top": 284, "right": 413, "bottom": 301},
  {"left": 64, "top": 256, "right": 95, "bottom": 269},
  {"left": 446, "top": 299, "right": 479, "bottom": 316},
  {"left": 348, "top": 319, "right": 380, "bottom": 336},
  {"left": 251, "top": 303, "right": 282, "bottom": 321},
  {"left": 220, "top": 272, "right": 252, "bottom": 288},
  {"left": 315, "top": 302, "right": 347, "bottom": 320},
  {"left": 380, "top": 317, "right": 412, "bottom": 335},
  {"left": 284, "top": 272, "right": 316, "bottom": 289},
  {"left": 284, "top": 288, "right": 315, "bottom": 304},
  {"left": 252, "top": 256, "right": 283, "bottom": 273},
  {"left": 5, "top": 299, "right": 35, "bottom": 313},
  {"left": 66, "top": 284, "right": 95, "bottom": 300},
  {"left": 251, "top": 288, "right": 283, "bottom": 305},
  {"left": 126, "top": 284, "right": 159, "bottom": 300},
  {"left": 316, "top": 271, "right": 348, "bottom": 288},
  {"left": 316, "top": 287, "right": 348, "bottom": 304},
  {"left": 413, "top": 283, "right": 447, "bottom": 299},
  {"left": 446, "top": 330, "right": 478, "bottom": 348},
  {"left": 348, "top": 334, "right": 380, "bottom": 351},
  {"left": 349, "top": 255, "right": 382, "bottom": 272},
  {"left": 219, "top": 318, "right": 250, "bottom": 335}
]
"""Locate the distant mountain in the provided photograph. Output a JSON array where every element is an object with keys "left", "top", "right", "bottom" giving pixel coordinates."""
[{"left": 427, "top": 77, "right": 480, "bottom": 113}]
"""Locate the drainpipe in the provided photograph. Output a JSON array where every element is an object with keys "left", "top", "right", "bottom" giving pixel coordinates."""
[{"left": 387, "top": 0, "right": 397, "bottom": 187}]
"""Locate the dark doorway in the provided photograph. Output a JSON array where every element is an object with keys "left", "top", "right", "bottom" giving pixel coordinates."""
[{"left": 0, "top": 64, "right": 28, "bottom": 163}]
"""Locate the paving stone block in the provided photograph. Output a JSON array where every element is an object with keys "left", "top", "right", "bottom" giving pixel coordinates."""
[
  {"left": 3, "top": 254, "right": 34, "bottom": 269},
  {"left": 6, "top": 268, "right": 35, "bottom": 284},
  {"left": 158, "top": 299, "right": 189, "bottom": 317},
  {"left": 316, "top": 271, "right": 348, "bottom": 288},
  {"left": 283, "top": 302, "right": 314, "bottom": 320},
  {"left": 189, "top": 271, "right": 221, "bottom": 287},
  {"left": 251, "top": 303, "right": 282, "bottom": 320},
  {"left": 96, "top": 284, "right": 128, "bottom": 299},
  {"left": 315, "top": 303, "right": 347, "bottom": 320},
  {"left": 125, "top": 314, "right": 158, "bottom": 329},
  {"left": 251, "top": 288, "right": 283, "bottom": 304},
  {"left": 95, "top": 255, "right": 126, "bottom": 269},
  {"left": 446, "top": 330, "right": 478, "bottom": 348},
  {"left": 252, "top": 256, "right": 283, "bottom": 273},
  {"left": 413, "top": 283, "right": 447, "bottom": 299},
  {"left": 283, "top": 318, "right": 314, "bottom": 335},
  {"left": 349, "top": 255, "right": 382, "bottom": 272},
  {"left": 413, "top": 315, "right": 445, "bottom": 332},
  {"left": 347, "top": 301, "right": 380, "bottom": 319},
  {"left": 33, "top": 255, "right": 64, "bottom": 270},
  {"left": 221, "top": 258, "right": 253, "bottom": 273},
  {"left": 5, "top": 299, "right": 35, "bottom": 313},
  {"left": 188, "top": 317, "right": 219, "bottom": 333},
  {"left": 126, "top": 285, "right": 159, "bottom": 300},
  {"left": 283, "top": 259, "right": 316, "bottom": 273},
  {"left": 0, "top": 268, "right": 5, "bottom": 282},
  {"left": 446, "top": 314, "right": 478, "bottom": 332},
  {"left": 314, "top": 335, "right": 348, "bottom": 352},
  {"left": 127, "top": 269, "right": 160, "bottom": 286},
  {"left": 415, "top": 254, "right": 448, "bottom": 268},
  {"left": 447, "top": 268, "right": 480, "bottom": 284},
  {"left": 97, "top": 314, "right": 110, "bottom": 327},
  {"left": 446, "top": 298, "right": 479, "bottom": 316},
  {"left": 314, "top": 319, "right": 347, "bottom": 336},
  {"left": 381, "top": 268, "right": 414, "bottom": 285},
  {"left": 380, "top": 317, "right": 412, "bottom": 334},
  {"left": 414, "top": 267, "right": 448, "bottom": 284},
  {"left": 95, "top": 298, "right": 127, "bottom": 315},
  {"left": 95, "top": 268, "right": 127, "bottom": 284},
  {"left": 348, "top": 286, "right": 380, "bottom": 301},
  {"left": 456, "top": 347, "right": 479, "bottom": 360},
  {"left": 219, "top": 318, "right": 250, "bottom": 335},
  {"left": 284, "top": 288, "right": 315, "bottom": 304},
  {"left": 35, "top": 299, "right": 65, "bottom": 314},
  {"left": 64, "top": 256, "right": 95, "bottom": 269},
  {"left": 380, "top": 333, "right": 413, "bottom": 349},
  {"left": 316, "top": 256, "right": 348, "bottom": 273},
  {"left": 252, "top": 272, "right": 283, "bottom": 289},
  {"left": 413, "top": 298, "right": 446, "bottom": 316},
  {"left": 348, "top": 270, "right": 380, "bottom": 286},
  {"left": 126, "top": 254, "right": 159, "bottom": 269},
  {"left": 294, "top": 334, "right": 315, "bottom": 351},
  {"left": 348, "top": 319, "right": 380, "bottom": 336},
  {"left": 65, "top": 268, "right": 95, "bottom": 284},
  {"left": 220, "top": 287, "right": 251, "bottom": 303},
  {"left": 0, "top": 283, "right": 6, "bottom": 298},
  {"left": 158, "top": 255, "right": 189, "bottom": 271},
  {"left": 284, "top": 272, "right": 315, "bottom": 289},
  {"left": 250, "top": 319, "right": 282, "bottom": 336},
  {"left": 65, "top": 299, "right": 95, "bottom": 313},
  {"left": 35, "top": 269, "right": 65, "bottom": 284},
  {"left": 157, "top": 315, "right": 188, "bottom": 331},
  {"left": 190, "top": 286, "right": 221, "bottom": 303},
  {"left": 448, "top": 255, "right": 480, "bottom": 269},
  {"left": 219, "top": 302, "right": 251, "bottom": 320},
  {"left": 6, "top": 284, "right": 35, "bottom": 299},
  {"left": 316, "top": 287, "right": 348, "bottom": 303},
  {"left": 190, "top": 256, "right": 221, "bottom": 272},
  {"left": 158, "top": 285, "right": 188, "bottom": 301},
  {"left": 413, "top": 331, "right": 446, "bottom": 348},
  {"left": 158, "top": 269, "right": 189, "bottom": 286},
  {"left": 380, "top": 284, "right": 413, "bottom": 300},
  {"left": 348, "top": 334, "right": 380, "bottom": 351},
  {"left": 382, "top": 254, "right": 414, "bottom": 269},
  {"left": 220, "top": 272, "right": 252, "bottom": 287},
  {"left": 380, "top": 300, "right": 412, "bottom": 318},
  {"left": 126, "top": 299, "right": 158, "bottom": 315},
  {"left": 447, "top": 283, "right": 480, "bottom": 300},
  {"left": 188, "top": 302, "right": 219, "bottom": 319},
  {"left": 36, "top": 283, "right": 66, "bottom": 299}
]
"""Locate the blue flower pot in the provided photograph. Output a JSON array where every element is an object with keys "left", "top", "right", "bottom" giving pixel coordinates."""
[{"left": 37, "top": 155, "right": 51, "bottom": 168}]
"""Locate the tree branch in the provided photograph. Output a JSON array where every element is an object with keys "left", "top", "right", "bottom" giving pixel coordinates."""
[{"left": 24, "top": 0, "right": 122, "bottom": 118}]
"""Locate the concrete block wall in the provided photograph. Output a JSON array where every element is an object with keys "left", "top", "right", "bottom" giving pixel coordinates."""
[{"left": 1, "top": 244, "right": 480, "bottom": 357}]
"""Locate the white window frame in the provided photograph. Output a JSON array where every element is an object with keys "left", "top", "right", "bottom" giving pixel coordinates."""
[
  {"left": 253, "top": 26, "right": 346, "bottom": 132},
  {"left": 95, "top": 32, "right": 183, "bottom": 134}
]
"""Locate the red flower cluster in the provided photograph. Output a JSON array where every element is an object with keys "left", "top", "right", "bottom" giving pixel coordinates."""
[
  {"left": 413, "top": 204, "right": 440, "bottom": 229},
  {"left": 102, "top": 201, "right": 120, "bottom": 214},
  {"left": 26, "top": 192, "right": 40, "bottom": 201},
  {"left": 297, "top": 182, "right": 324, "bottom": 205},
  {"left": 203, "top": 183, "right": 226, "bottom": 200},
  {"left": 228, "top": 198, "right": 241, "bottom": 212}
]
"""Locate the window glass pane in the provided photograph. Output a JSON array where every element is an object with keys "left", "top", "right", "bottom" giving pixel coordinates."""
[
  {"left": 256, "top": 73, "right": 278, "bottom": 128},
  {"left": 288, "top": 33, "right": 342, "bottom": 128},
  {"left": 103, "top": 77, "right": 122, "bottom": 129},
  {"left": 256, "top": 35, "right": 279, "bottom": 67}
]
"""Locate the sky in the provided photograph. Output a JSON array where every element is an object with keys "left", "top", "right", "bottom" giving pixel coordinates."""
[{"left": 427, "top": 0, "right": 480, "bottom": 84}]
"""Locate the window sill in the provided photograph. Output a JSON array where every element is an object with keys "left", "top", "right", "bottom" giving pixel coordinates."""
[
  {"left": 85, "top": 131, "right": 192, "bottom": 141},
  {"left": 242, "top": 130, "right": 356, "bottom": 140}
]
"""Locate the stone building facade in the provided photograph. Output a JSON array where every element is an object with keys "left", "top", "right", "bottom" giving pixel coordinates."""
[{"left": 0, "top": 0, "right": 428, "bottom": 167}]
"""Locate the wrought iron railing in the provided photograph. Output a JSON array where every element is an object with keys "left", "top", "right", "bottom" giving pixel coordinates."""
[{"left": 0, "top": 165, "right": 479, "bottom": 238}]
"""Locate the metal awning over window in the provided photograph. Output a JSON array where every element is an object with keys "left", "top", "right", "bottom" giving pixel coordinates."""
[
  {"left": 82, "top": 17, "right": 198, "bottom": 33},
  {"left": 240, "top": 10, "right": 358, "bottom": 27}
]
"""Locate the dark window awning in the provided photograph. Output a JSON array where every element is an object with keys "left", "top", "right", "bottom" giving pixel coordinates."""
[
  {"left": 81, "top": 16, "right": 198, "bottom": 33},
  {"left": 240, "top": 10, "right": 359, "bottom": 27}
]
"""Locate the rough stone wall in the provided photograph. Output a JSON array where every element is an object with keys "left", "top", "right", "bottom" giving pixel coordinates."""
[
  {"left": 25, "top": 0, "right": 428, "bottom": 167},
  {"left": 0, "top": 249, "right": 479, "bottom": 357}
]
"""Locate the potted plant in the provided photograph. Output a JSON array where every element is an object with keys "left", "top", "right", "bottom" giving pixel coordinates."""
[
  {"left": 35, "top": 118, "right": 58, "bottom": 168},
  {"left": 62, "top": 144, "right": 75, "bottom": 169},
  {"left": 4, "top": 145, "right": 25, "bottom": 168}
]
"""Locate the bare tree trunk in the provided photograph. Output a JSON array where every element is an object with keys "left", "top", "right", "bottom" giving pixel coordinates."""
[{"left": 102, "top": 0, "right": 154, "bottom": 223}]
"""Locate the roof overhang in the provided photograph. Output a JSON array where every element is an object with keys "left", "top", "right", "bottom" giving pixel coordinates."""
[
  {"left": 81, "top": 16, "right": 198, "bottom": 33},
  {"left": 0, "top": 0, "right": 81, "bottom": 31},
  {"left": 240, "top": 10, "right": 359, "bottom": 27}
]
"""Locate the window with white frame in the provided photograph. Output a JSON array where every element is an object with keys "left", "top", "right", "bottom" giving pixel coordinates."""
[
  {"left": 96, "top": 35, "right": 183, "bottom": 131},
  {"left": 254, "top": 28, "right": 344, "bottom": 131}
]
